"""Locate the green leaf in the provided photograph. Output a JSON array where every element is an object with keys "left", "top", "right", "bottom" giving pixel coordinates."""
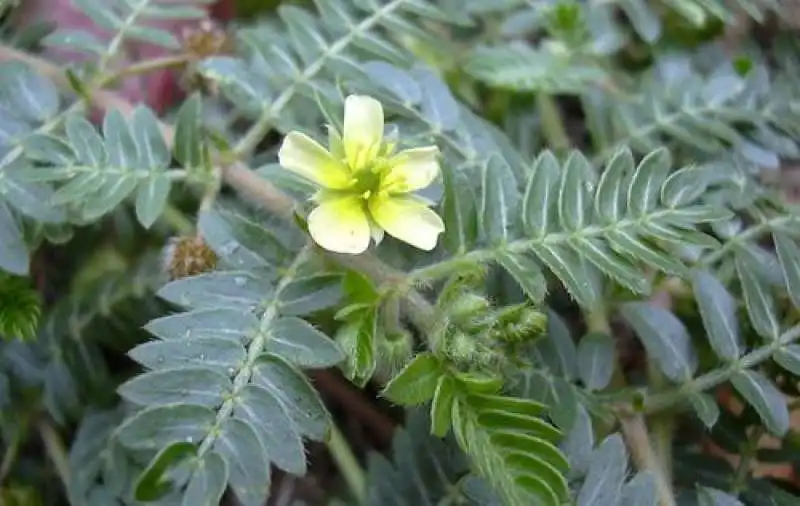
[
  {"left": 441, "top": 164, "right": 478, "bottom": 254},
  {"left": 735, "top": 251, "right": 780, "bottom": 340},
  {"left": 692, "top": 270, "right": 741, "bottom": 361},
  {"left": 252, "top": 354, "right": 330, "bottom": 439},
  {"left": 576, "top": 434, "right": 627, "bottom": 506},
  {"left": 157, "top": 271, "right": 271, "bottom": 311},
  {"left": 235, "top": 384, "right": 306, "bottom": 475},
  {"left": 620, "top": 302, "right": 697, "bottom": 382},
  {"left": 531, "top": 244, "right": 598, "bottom": 308},
  {"left": 619, "top": 0, "right": 661, "bottom": 42},
  {"left": 198, "top": 208, "right": 287, "bottom": 270},
  {"left": 0, "top": 62, "right": 60, "bottom": 122},
  {"left": 773, "top": 232, "right": 800, "bottom": 308},
  {"left": 174, "top": 94, "right": 205, "bottom": 169},
  {"left": 128, "top": 337, "right": 246, "bottom": 373},
  {"left": 135, "top": 173, "right": 171, "bottom": 228},
  {"left": 774, "top": 345, "right": 800, "bottom": 376},
  {"left": 335, "top": 310, "right": 377, "bottom": 388},
  {"left": 1, "top": 175, "right": 64, "bottom": 223},
  {"left": 660, "top": 164, "right": 711, "bottom": 207},
  {"left": 522, "top": 150, "right": 560, "bottom": 237},
  {"left": 606, "top": 229, "right": 688, "bottom": 277},
  {"left": 144, "top": 308, "right": 258, "bottom": 342},
  {"left": 65, "top": 115, "right": 106, "bottom": 166},
  {"left": 570, "top": 237, "right": 649, "bottom": 293},
  {"left": 43, "top": 29, "right": 104, "bottom": 55},
  {"left": 730, "top": 370, "right": 788, "bottom": 436},
  {"left": 627, "top": 148, "right": 671, "bottom": 217},
  {"left": 412, "top": 67, "right": 460, "bottom": 131},
  {"left": 267, "top": 316, "right": 344, "bottom": 368},
  {"left": 594, "top": 147, "right": 633, "bottom": 224},
  {"left": 533, "top": 310, "right": 578, "bottom": 380},
  {"left": 183, "top": 452, "right": 228, "bottom": 506},
  {"left": 82, "top": 174, "right": 138, "bottom": 221},
  {"left": 279, "top": 274, "right": 343, "bottom": 315},
  {"left": 118, "top": 367, "right": 232, "bottom": 408},
  {"left": 496, "top": 251, "right": 547, "bottom": 303},
  {"left": 480, "top": 155, "right": 518, "bottom": 244},
  {"left": 430, "top": 375, "right": 455, "bottom": 437},
  {"left": 131, "top": 106, "right": 170, "bottom": 170},
  {"left": 689, "top": 392, "right": 720, "bottom": 429},
  {"left": 117, "top": 404, "right": 215, "bottom": 450},
  {"left": 620, "top": 472, "right": 658, "bottom": 506},
  {"left": 558, "top": 151, "right": 592, "bottom": 231},
  {"left": 698, "top": 486, "right": 745, "bottom": 506},
  {"left": 0, "top": 201, "right": 27, "bottom": 274},
  {"left": 383, "top": 352, "right": 442, "bottom": 406},
  {"left": 561, "top": 404, "right": 593, "bottom": 477},
  {"left": 577, "top": 332, "right": 616, "bottom": 391},
  {"left": 104, "top": 109, "right": 141, "bottom": 169},
  {"left": 134, "top": 442, "right": 197, "bottom": 501},
  {"left": 214, "top": 418, "right": 270, "bottom": 506}
]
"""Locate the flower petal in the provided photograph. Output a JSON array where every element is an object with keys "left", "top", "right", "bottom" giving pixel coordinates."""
[
  {"left": 382, "top": 146, "right": 440, "bottom": 193},
  {"left": 278, "top": 132, "right": 352, "bottom": 189},
  {"left": 308, "top": 197, "right": 371, "bottom": 254},
  {"left": 368, "top": 196, "right": 444, "bottom": 251},
  {"left": 343, "top": 95, "right": 383, "bottom": 170}
]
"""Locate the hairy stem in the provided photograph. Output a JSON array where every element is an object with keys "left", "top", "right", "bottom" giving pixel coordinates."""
[
  {"left": 326, "top": 423, "right": 367, "bottom": 505},
  {"left": 99, "top": 54, "right": 190, "bottom": 87},
  {"left": 618, "top": 415, "right": 677, "bottom": 506}
]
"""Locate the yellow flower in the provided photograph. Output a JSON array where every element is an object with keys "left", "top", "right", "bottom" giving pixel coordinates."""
[{"left": 278, "top": 95, "right": 445, "bottom": 255}]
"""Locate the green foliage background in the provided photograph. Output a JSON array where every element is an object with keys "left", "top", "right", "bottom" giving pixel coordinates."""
[{"left": 1, "top": 0, "right": 800, "bottom": 505}]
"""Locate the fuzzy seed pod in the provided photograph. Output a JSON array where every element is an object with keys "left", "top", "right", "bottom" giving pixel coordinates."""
[{"left": 163, "top": 236, "right": 218, "bottom": 280}]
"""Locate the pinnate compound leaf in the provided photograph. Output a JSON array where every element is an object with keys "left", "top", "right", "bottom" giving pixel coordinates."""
[
  {"left": 620, "top": 302, "right": 697, "bottom": 382},
  {"left": 692, "top": 270, "right": 741, "bottom": 361},
  {"left": 383, "top": 352, "right": 442, "bottom": 406},
  {"left": 731, "top": 370, "right": 788, "bottom": 436}
]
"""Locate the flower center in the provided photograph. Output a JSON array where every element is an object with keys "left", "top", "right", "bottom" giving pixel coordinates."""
[{"left": 349, "top": 158, "right": 390, "bottom": 199}]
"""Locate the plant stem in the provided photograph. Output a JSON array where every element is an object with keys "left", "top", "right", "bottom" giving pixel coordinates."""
[
  {"left": 0, "top": 426, "right": 23, "bottom": 483},
  {"left": 536, "top": 93, "right": 570, "bottom": 155},
  {"left": 99, "top": 54, "right": 190, "bottom": 87},
  {"left": 731, "top": 426, "right": 763, "bottom": 494},
  {"left": 618, "top": 415, "right": 677, "bottom": 506},
  {"left": 326, "top": 423, "right": 367, "bottom": 506},
  {"left": 160, "top": 204, "right": 195, "bottom": 235},
  {"left": 38, "top": 422, "right": 70, "bottom": 491}
]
